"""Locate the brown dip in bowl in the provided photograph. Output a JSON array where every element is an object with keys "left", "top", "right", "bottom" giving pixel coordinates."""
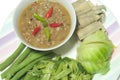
[{"left": 14, "top": 0, "right": 76, "bottom": 51}]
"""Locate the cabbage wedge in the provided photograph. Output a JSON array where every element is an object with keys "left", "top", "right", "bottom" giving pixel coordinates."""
[{"left": 77, "top": 30, "right": 114, "bottom": 74}]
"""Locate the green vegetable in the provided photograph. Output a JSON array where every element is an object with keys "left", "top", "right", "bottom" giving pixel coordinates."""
[
  {"left": 61, "top": 76, "right": 68, "bottom": 80},
  {"left": 24, "top": 73, "right": 37, "bottom": 80},
  {"left": 24, "top": 57, "right": 92, "bottom": 80},
  {"left": 54, "top": 69, "right": 71, "bottom": 79},
  {"left": 1, "top": 47, "right": 31, "bottom": 79},
  {"left": 0, "top": 43, "right": 26, "bottom": 71},
  {"left": 5, "top": 50, "right": 53, "bottom": 79},
  {"left": 44, "top": 27, "right": 50, "bottom": 40},
  {"left": 77, "top": 30, "right": 114, "bottom": 74},
  {"left": 10, "top": 53, "right": 55, "bottom": 80}
]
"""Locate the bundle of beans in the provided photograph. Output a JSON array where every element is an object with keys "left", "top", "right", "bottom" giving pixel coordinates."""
[
  {"left": 0, "top": 43, "right": 55, "bottom": 80},
  {"left": 73, "top": 0, "right": 106, "bottom": 41}
]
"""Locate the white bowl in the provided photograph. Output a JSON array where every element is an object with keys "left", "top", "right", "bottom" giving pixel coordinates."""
[{"left": 14, "top": 0, "right": 76, "bottom": 51}]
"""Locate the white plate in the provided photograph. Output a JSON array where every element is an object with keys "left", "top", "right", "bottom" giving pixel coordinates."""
[{"left": 0, "top": 0, "right": 120, "bottom": 80}]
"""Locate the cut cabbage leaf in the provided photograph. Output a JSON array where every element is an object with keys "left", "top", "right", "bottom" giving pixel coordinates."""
[
  {"left": 77, "top": 30, "right": 114, "bottom": 74},
  {"left": 82, "top": 30, "right": 109, "bottom": 43}
]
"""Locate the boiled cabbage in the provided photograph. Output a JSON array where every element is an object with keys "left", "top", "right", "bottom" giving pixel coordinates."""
[{"left": 77, "top": 30, "right": 114, "bottom": 74}]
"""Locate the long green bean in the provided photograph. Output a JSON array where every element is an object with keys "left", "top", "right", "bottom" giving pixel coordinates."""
[
  {"left": 0, "top": 43, "right": 26, "bottom": 71},
  {"left": 23, "top": 73, "right": 38, "bottom": 80},
  {"left": 10, "top": 53, "right": 55, "bottom": 80},
  {"left": 1, "top": 47, "right": 31, "bottom": 79},
  {"left": 6, "top": 50, "right": 53, "bottom": 79}
]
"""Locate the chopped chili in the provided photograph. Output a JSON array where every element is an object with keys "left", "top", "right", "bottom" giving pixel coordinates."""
[
  {"left": 34, "top": 13, "right": 48, "bottom": 27},
  {"left": 45, "top": 6, "right": 53, "bottom": 19},
  {"left": 32, "top": 27, "right": 41, "bottom": 36},
  {"left": 34, "top": 13, "right": 46, "bottom": 22},
  {"left": 49, "top": 22, "right": 63, "bottom": 28}
]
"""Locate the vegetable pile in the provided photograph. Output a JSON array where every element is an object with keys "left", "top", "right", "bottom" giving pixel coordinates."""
[
  {"left": 23, "top": 57, "right": 92, "bottom": 80},
  {"left": 73, "top": 0, "right": 106, "bottom": 41},
  {"left": 73, "top": 0, "right": 114, "bottom": 75},
  {"left": 0, "top": 43, "right": 93, "bottom": 80}
]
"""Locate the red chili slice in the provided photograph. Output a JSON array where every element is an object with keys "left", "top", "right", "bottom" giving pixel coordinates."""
[
  {"left": 49, "top": 22, "right": 63, "bottom": 28},
  {"left": 32, "top": 27, "right": 41, "bottom": 36},
  {"left": 45, "top": 6, "right": 53, "bottom": 19}
]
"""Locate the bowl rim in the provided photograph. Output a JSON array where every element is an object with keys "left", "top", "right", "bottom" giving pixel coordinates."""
[{"left": 13, "top": 0, "right": 76, "bottom": 51}]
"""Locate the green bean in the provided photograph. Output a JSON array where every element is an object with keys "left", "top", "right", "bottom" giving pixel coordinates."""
[
  {"left": 0, "top": 43, "right": 26, "bottom": 71},
  {"left": 6, "top": 51, "right": 53, "bottom": 79},
  {"left": 23, "top": 73, "right": 38, "bottom": 80},
  {"left": 1, "top": 47, "right": 31, "bottom": 79},
  {"left": 12, "top": 47, "right": 32, "bottom": 65},
  {"left": 10, "top": 53, "right": 55, "bottom": 80}
]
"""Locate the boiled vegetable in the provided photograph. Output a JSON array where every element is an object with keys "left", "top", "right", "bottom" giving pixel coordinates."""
[
  {"left": 5, "top": 50, "right": 53, "bottom": 79},
  {"left": 1, "top": 47, "right": 31, "bottom": 79},
  {"left": 23, "top": 57, "right": 92, "bottom": 80},
  {"left": 78, "top": 14, "right": 100, "bottom": 28},
  {"left": 77, "top": 22, "right": 106, "bottom": 41},
  {"left": 10, "top": 53, "right": 55, "bottom": 80},
  {"left": 73, "top": 1, "right": 93, "bottom": 14},
  {"left": 73, "top": 0, "right": 106, "bottom": 41},
  {"left": 77, "top": 30, "right": 114, "bottom": 74},
  {"left": 0, "top": 43, "right": 25, "bottom": 71}
]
